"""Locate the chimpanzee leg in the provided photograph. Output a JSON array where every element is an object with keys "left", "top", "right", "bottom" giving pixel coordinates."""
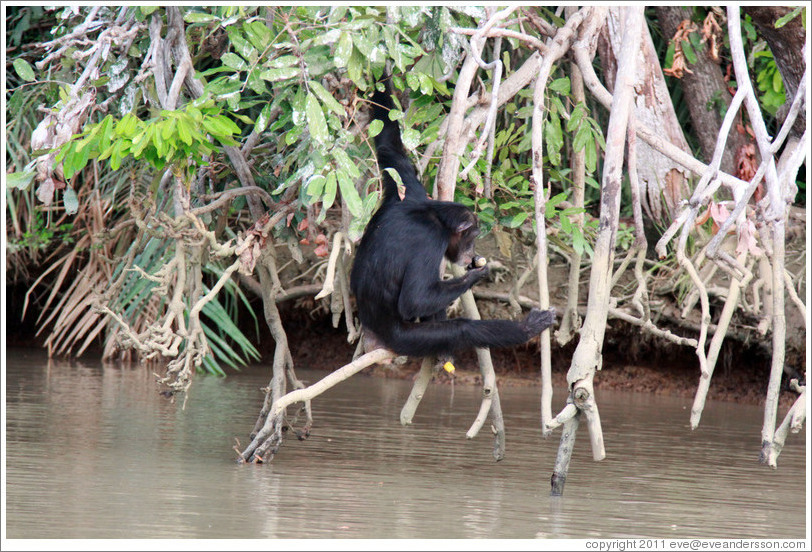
[{"left": 389, "top": 309, "right": 555, "bottom": 357}]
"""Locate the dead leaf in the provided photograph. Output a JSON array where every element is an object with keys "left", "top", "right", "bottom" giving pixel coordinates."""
[
  {"left": 664, "top": 19, "right": 698, "bottom": 79},
  {"left": 736, "top": 219, "right": 763, "bottom": 257},
  {"left": 36, "top": 177, "right": 56, "bottom": 205},
  {"left": 707, "top": 201, "right": 733, "bottom": 235},
  {"left": 31, "top": 114, "right": 57, "bottom": 151},
  {"left": 736, "top": 143, "right": 758, "bottom": 182},
  {"left": 492, "top": 227, "right": 513, "bottom": 258},
  {"left": 701, "top": 11, "right": 723, "bottom": 62},
  {"left": 237, "top": 240, "right": 261, "bottom": 275}
]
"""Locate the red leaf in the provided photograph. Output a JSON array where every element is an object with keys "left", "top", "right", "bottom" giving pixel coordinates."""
[{"left": 314, "top": 244, "right": 329, "bottom": 257}]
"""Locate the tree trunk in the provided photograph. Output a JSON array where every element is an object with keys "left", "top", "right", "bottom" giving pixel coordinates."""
[
  {"left": 597, "top": 8, "right": 693, "bottom": 224},
  {"left": 655, "top": 6, "right": 753, "bottom": 175}
]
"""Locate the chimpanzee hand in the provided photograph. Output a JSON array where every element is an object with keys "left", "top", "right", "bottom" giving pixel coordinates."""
[
  {"left": 465, "top": 264, "right": 490, "bottom": 285},
  {"left": 467, "top": 255, "right": 487, "bottom": 270},
  {"left": 519, "top": 307, "right": 557, "bottom": 336}
]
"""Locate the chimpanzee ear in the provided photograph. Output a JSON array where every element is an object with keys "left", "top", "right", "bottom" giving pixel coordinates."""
[
  {"left": 431, "top": 202, "right": 478, "bottom": 234},
  {"left": 455, "top": 220, "right": 474, "bottom": 234}
]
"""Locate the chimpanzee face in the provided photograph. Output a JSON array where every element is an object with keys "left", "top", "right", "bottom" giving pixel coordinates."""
[{"left": 446, "top": 216, "right": 479, "bottom": 266}]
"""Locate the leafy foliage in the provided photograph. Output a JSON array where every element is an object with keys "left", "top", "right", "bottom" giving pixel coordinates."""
[{"left": 56, "top": 98, "right": 242, "bottom": 182}]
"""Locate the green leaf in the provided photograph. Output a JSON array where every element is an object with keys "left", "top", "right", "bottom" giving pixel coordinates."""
[
  {"left": 13, "top": 58, "right": 35, "bottom": 82},
  {"left": 176, "top": 118, "right": 193, "bottom": 146},
  {"left": 368, "top": 119, "right": 383, "bottom": 137},
  {"left": 259, "top": 66, "right": 299, "bottom": 82},
  {"left": 116, "top": 113, "right": 140, "bottom": 138},
  {"left": 567, "top": 104, "right": 584, "bottom": 133},
  {"left": 401, "top": 128, "right": 420, "bottom": 150},
  {"left": 5, "top": 170, "right": 36, "bottom": 190},
  {"left": 549, "top": 77, "right": 571, "bottom": 95},
  {"left": 201, "top": 295, "right": 259, "bottom": 361},
  {"left": 681, "top": 39, "right": 697, "bottom": 65},
  {"left": 60, "top": 143, "right": 76, "bottom": 179},
  {"left": 337, "top": 171, "right": 363, "bottom": 216},
  {"left": 306, "top": 174, "right": 326, "bottom": 200},
  {"left": 384, "top": 167, "right": 405, "bottom": 199},
  {"left": 572, "top": 228, "right": 587, "bottom": 256},
  {"left": 545, "top": 191, "right": 568, "bottom": 219},
  {"left": 254, "top": 103, "right": 275, "bottom": 134},
  {"left": 184, "top": 11, "right": 218, "bottom": 24},
  {"left": 544, "top": 115, "right": 563, "bottom": 166},
  {"left": 334, "top": 32, "right": 353, "bottom": 68},
  {"left": 503, "top": 212, "right": 529, "bottom": 228},
  {"left": 243, "top": 21, "right": 272, "bottom": 51},
  {"left": 221, "top": 53, "right": 249, "bottom": 71},
  {"left": 585, "top": 175, "right": 600, "bottom": 189},
  {"left": 212, "top": 114, "right": 241, "bottom": 134},
  {"left": 63, "top": 186, "right": 79, "bottom": 215},
  {"left": 584, "top": 142, "right": 597, "bottom": 174},
  {"left": 353, "top": 32, "right": 374, "bottom": 57},
  {"left": 332, "top": 148, "right": 359, "bottom": 178},
  {"left": 98, "top": 115, "right": 114, "bottom": 153},
  {"left": 201, "top": 117, "right": 227, "bottom": 139},
  {"left": 268, "top": 55, "right": 298, "bottom": 69},
  {"left": 559, "top": 212, "right": 572, "bottom": 234},
  {"left": 227, "top": 29, "right": 257, "bottom": 60},
  {"left": 417, "top": 73, "right": 433, "bottom": 96},
  {"left": 322, "top": 172, "right": 337, "bottom": 210},
  {"left": 772, "top": 69, "right": 784, "bottom": 93},
  {"left": 346, "top": 47, "right": 364, "bottom": 87},
  {"left": 152, "top": 124, "right": 167, "bottom": 157},
  {"left": 573, "top": 124, "right": 590, "bottom": 152},
  {"left": 305, "top": 92, "right": 328, "bottom": 145},
  {"left": 775, "top": 6, "right": 803, "bottom": 28},
  {"left": 308, "top": 80, "right": 345, "bottom": 116},
  {"left": 328, "top": 7, "right": 347, "bottom": 24},
  {"left": 688, "top": 30, "right": 702, "bottom": 51}
]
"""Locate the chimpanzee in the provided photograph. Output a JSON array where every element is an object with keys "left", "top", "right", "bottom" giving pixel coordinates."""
[{"left": 350, "top": 78, "right": 556, "bottom": 358}]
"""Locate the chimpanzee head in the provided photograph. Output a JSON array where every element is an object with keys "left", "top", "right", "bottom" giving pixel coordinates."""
[{"left": 445, "top": 212, "right": 480, "bottom": 267}]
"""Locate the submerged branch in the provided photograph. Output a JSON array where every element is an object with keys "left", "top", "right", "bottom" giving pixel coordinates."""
[{"left": 400, "top": 357, "right": 437, "bottom": 425}]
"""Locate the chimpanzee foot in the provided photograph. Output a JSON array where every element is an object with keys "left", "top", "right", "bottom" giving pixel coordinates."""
[{"left": 521, "top": 308, "right": 557, "bottom": 335}]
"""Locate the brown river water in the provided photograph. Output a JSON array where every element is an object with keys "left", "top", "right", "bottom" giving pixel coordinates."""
[{"left": 4, "top": 348, "right": 807, "bottom": 539}]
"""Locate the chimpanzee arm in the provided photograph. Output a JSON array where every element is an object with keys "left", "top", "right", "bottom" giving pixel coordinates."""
[{"left": 397, "top": 260, "right": 488, "bottom": 321}]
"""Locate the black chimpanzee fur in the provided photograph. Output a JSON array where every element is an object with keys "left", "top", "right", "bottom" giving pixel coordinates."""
[{"left": 350, "top": 78, "right": 556, "bottom": 357}]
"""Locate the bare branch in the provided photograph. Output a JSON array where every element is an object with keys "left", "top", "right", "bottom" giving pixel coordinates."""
[
  {"left": 400, "top": 357, "right": 437, "bottom": 425},
  {"left": 270, "top": 348, "right": 396, "bottom": 417},
  {"left": 533, "top": 5, "right": 593, "bottom": 438}
]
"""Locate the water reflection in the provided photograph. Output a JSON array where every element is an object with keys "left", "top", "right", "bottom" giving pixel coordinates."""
[{"left": 4, "top": 349, "right": 807, "bottom": 539}]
